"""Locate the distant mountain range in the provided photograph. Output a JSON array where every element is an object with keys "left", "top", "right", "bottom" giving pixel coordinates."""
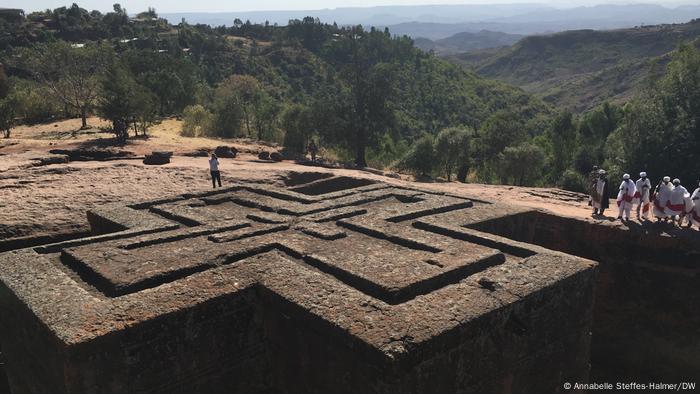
[
  {"left": 161, "top": 3, "right": 700, "bottom": 38},
  {"left": 161, "top": 4, "right": 550, "bottom": 28},
  {"left": 447, "top": 19, "right": 700, "bottom": 112},
  {"left": 414, "top": 31, "right": 524, "bottom": 55}
]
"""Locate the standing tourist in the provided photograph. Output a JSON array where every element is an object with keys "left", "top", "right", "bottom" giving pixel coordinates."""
[
  {"left": 653, "top": 176, "right": 673, "bottom": 221},
  {"left": 616, "top": 173, "right": 636, "bottom": 221},
  {"left": 634, "top": 172, "right": 652, "bottom": 220},
  {"left": 209, "top": 153, "right": 222, "bottom": 188},
  {"left": 591, "top": 169, "right": 610, "bottom": 216}
]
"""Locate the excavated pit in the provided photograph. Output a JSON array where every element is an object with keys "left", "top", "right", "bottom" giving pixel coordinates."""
[{"left": 466, "top": 211, "right": 700, "bottom": 381}]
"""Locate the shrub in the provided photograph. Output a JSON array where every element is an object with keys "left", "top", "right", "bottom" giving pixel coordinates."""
[
  {"left": 395, "top": 134, "right": 435, "bottom": 176},
  {"left": 434, "top": 127, "right": 471, "bottom": 181},
  {"left": 181, "top": 105, "right": 213, "bottom": 137},
  {"left": 498, "top": 143, "right": 545, "bottom": 186},
  {"left": 560, "top": 169, "right": 587, "bottom": 193}
]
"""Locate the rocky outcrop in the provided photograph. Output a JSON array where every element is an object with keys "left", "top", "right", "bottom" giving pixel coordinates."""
[
  {"left": 143, "top": 151, "right": 172, "bottom": 165},
  {"left": 214, "top": 146, "right": 237, "bottom": 158}
]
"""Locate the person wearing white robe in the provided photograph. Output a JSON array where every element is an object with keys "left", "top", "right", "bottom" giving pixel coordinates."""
[
  {"left": 634, "top": 171, "right": 651, "bottom": 220},
  {"left": 617, "top": 173, "right": 636, "bottom": 221},
  {"left": 653, "top": 176, "right": 673, "bottom": 220},
  {"left": 687, "top": 181, "right": 700, "bottom": 229},
  {"left": 667, "top": 178, "right": 688, "bottom": 225}
]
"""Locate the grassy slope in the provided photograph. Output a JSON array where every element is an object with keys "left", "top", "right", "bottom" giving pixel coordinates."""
[{"left": 448, "top": 20, "right": 700, "bottom": 111}]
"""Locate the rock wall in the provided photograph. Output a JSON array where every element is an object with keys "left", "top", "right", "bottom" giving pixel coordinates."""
[{"left": 468, "top": 211, "right": 700, "bottom": 381}]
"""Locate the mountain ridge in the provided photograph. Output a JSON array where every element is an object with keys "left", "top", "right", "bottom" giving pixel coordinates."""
[
  {"left": 448, "top": 19, "right": 700, "bottom": 111},
  {"left": 160, "top": 3, "right": 700, "bottom": 38},
  {"left": 414, "top": 30, "right": 524, "bottom": 54}
]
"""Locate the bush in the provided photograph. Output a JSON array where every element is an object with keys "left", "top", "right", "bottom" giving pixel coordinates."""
[
  {"left": 572, "top": 146, "right": 598, "bottom": 174},
  {"left": 181, "top": 105, "right": 213, "bottom": 137},
  {"left": 281, "top": 104, "right": 311, "bottom": 156},
  {"left": 497, "top": 143, "right": 545, "bottom": 186},
  {"left": 434, "top": 127, "right": 471, "bottom": 181},
  {"left": 11, "top": 79, "right": 62, "bottom": 124},
  {"left": 395, "top": 134, "right": 435, "bottom": 176},
  {"left": 560, "top": 169, "right": 587, "bottom": 193}
]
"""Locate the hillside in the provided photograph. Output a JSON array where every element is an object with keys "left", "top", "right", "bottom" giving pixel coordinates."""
[
  {"left": 449, "top": 20, "right": 700, "bottom": 111},
  {"left": 414, "top": 30, "right": 523, "bottom": 55},
  {"left": 0, "top": 3, "right": 551, "bottom": 170}
]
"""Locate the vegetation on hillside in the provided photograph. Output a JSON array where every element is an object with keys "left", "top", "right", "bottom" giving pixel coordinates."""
[
  {"left": 1, "top": 4, "right": 699, "bottom": 191},
  {"left": 0, "top": 3, "right": 549, "bottom": 174},
  {"left": 414, "top": 30, "right": 523, "bottom": 55},
  {"left": 450, "top": 20, "right": 700, "bottom": 111}
]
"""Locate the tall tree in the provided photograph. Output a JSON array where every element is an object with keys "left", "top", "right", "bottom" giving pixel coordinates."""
[
  {"left": 0, "top": 63, "right": 8, "bottom": 99},
  {"left": 396, "top": 134, "right": 436, "bottom": 177},
  {"left": 434, "top": 127, "right": 471, "bottom": 181},
  {"left": 498, "top": 143, "right": 546, "bottom": 186},
  {"left": 548, "top": 111, "right": 577, "bottom": 180},
  {"left": 325, "top": 26, "right": 396, "bottom": 167},
  {"left": 98, "top": 62, "right": 155, "bottom": 142},
  {"left": 616, "top": 43, "right": 700, "bottom": 184},
  {"left": 209, "top": 76, "right": 246, "bottom": 138},
  {"left": 252, "top": 91, "right": 280, "bottom": 141},
  {"left": 219, "top": 75, "right": 262, "bottom": 136},
  {"left": 0, "top": 64, "right": 16, "bottom": 138},
  {"left": 19, "top": 40, "right": 111, "bottom": 128},
  {"left": 281, "top": 103, "right": 313, "bottom": 155}
]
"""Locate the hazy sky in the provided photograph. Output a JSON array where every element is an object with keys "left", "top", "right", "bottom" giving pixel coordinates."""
[{"left": 7, "top": 0, "right": 696, "bottom": 13}]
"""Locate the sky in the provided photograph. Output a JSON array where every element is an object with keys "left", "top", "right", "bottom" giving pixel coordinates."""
[{"left": 6, "top": 0, "right": 696, "bottom": 13}]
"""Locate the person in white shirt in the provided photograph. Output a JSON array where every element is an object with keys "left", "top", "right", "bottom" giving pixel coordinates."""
[
  {"left": 667, "top": 178, "right": 688, "bottom": 226},
  {"left": 616, "top": 173, "right": 636, "bottom": 221},
  {"left": 209, "top": 153, "right": 222, "bottom": 188},
  {"left": 634, "top": 172, "right": 652, "bottom": 220},
  {"left": 653, "top": 176, "right": 673, "bottom": 221}
]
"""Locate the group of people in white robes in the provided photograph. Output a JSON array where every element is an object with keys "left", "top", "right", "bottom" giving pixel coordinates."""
[
  {"left": 651, "top": 176, "right": 700, "bottom": 228},
  {"left": 592, "top": 169, "right": 700, "bottom": 229}
]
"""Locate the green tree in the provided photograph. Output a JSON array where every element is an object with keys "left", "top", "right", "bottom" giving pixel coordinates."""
[
  {"left": 0, "top": 64, "right": 12, "bottom": 137},
  {"left": 9, "top": 78, "right": 62, "bottom": 124},
  {"left": 478, "top": 110, "right": 528, "bottom": 160},
  {"left": 396, "top": 134, "right": 435, "bottom": 177},
  {"left": 18, "top": 40, "right": 112, "bottom": 128},
  {"left": 281, "top": 103, "right": 312, "bottom": 156},
  {"left": 209, "top": 76, "right": 246, "bottom": 138},
  {"left": 434, "top": 127, "right": 471, "bottom": 181},
  {"left": 0, "top": 64, "right": 8, "bottom": 99},
  {"left": 615, "top": 43, "right": 700, "bottom": 184},
  {"left": 324, "top": 27, "right": 396, "bottom": 167},
  {"left": 181, "top": 104, "right": 213, "bottom": 137},
  {"left": 252, "top": 91, "right": 280, "bottom": 141},
  {"left": 0, "top": 97, "right": 16, "bottom": 138},
  {"left": 548, "top": 111, "right": 577, "bottom": 180},
  {"left": 498, "top": 143, "right": 546, "bottom": 186},
  {"left": 97, "top": 62, "right": 155, "bottom": 142},
  {"left": 130, "top": 89, "right": 157, "bottom": 137},
  {"left": 216, "top": 74, "right": 262, "bottom": 136}
]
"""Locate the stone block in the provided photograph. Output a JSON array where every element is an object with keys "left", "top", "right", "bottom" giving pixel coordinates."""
[{"left": 0, "top": 175, "right": 597, "bottom": 393}]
